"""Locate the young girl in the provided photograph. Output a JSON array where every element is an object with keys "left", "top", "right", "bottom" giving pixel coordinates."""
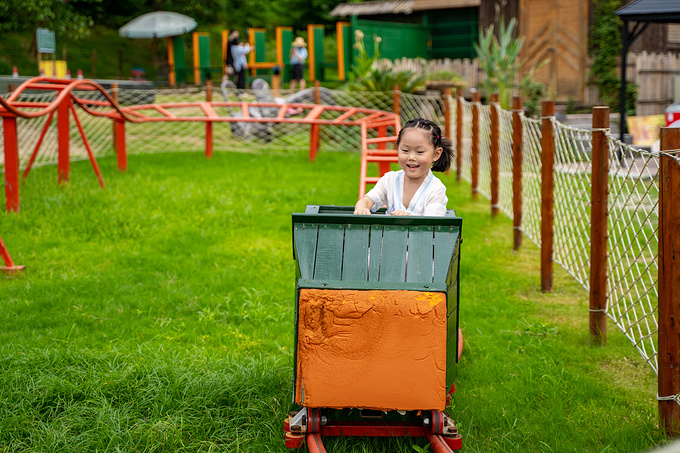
[{"left": 354, "top": 118, "right": 453, "bottom": 217}]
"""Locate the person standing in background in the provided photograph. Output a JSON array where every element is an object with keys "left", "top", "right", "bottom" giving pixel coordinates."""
[
  {"left": 225, "top": 29, "right": 240, "bottom": 81},
  {"left": 231, "top": 39, "right": 251, "bottom": 89},
  {"left": 289, "top": 37, "right": 307, "bottom": 91}
]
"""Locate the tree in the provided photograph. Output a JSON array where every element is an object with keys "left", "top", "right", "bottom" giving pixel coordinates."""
[{"left": 0, "top": 0, "right": 100, "bottom": 39}]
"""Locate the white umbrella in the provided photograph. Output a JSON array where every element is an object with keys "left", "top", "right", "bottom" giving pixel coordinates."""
[{"left": 119, "top": 11, "right": 197, "bottom": 38}]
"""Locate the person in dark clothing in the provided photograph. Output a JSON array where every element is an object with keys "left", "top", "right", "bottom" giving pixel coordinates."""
[{"left": 225, "top": 29, "right": 240, "bottom": 80}]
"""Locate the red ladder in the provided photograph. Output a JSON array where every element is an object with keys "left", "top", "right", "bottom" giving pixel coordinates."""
[{"left": 358, "top": 117, "right": 401, "bottom": 199}]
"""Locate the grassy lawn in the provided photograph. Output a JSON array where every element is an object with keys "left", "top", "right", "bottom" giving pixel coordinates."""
[{"left": 0, "top": 147, "right": 668, "bottom": 452}]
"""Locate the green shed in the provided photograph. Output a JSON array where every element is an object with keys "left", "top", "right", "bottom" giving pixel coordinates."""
[{"left": 331, "top": 0, "right": 480, "bottom": 61}]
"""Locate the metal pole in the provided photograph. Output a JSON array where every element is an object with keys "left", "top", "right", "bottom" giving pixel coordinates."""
[{"left": 3, "top": 117, "right": 20, "bottom": 212}]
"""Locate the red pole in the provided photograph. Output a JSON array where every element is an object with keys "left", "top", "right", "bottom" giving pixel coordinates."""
[
  {"left": 69, "top": 103, "right": 105, "bottom": 189},
  {"left": 309, "top": 123, "right": 320, "bottom": 161},
  {"left": 111, "top": 83, "right": 119, "bottom": 149},
  {"left": 471, "top": 90, "right": 480, "bottom": 199},
  {"left": 205, "top": 80, "right": 213, "bottom": 158},
  {"left": 490, "top": 92, "right": 500, "bottom": 217},
  {"left": 393, "top": 84, "right": 401, "bottom": 118},
  {"left": 23, "top": 109, "right": 56, "bottom": 180},
  {"left": 658, "top": 127, "right": 680, "bottom": 436},
  {"left": 540, "top": 100, "right": 555, "bottom": 292},
  {"left": 58, "top": 98, "right": 70, "bottom": 184},
  {"left": 0, "top": 234, "right": 25, "bottom": 275},
  {"left": 589, "top": 106, "right": 610, "bottom": 345},
  {"left": 3, "top": 117, "right": 20, "bottom": 212},
  {"left": 512, "top": 96, "right": 523, "bottom": 250},
  {"left": 456, "top": 87, "right": 463, "bottom": 182},
  {"left": 115, "top": 119, "right": 127, "bottom": 171}
]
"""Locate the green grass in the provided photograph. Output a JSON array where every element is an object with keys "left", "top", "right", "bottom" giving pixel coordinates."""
[{"left": 0, "top": 148, "right": 669, "bottom": 452}]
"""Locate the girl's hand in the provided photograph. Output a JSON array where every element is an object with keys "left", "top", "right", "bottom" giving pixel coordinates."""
[
  {"left": 354, "top": 207, "right": 372, "bottom": 215},
  {"left": 391, "top": 210, "right": 410, "bottom": 216}
]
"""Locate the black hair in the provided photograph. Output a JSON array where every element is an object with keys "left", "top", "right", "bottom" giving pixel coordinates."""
[{"left": 396, "top": 117, "right": 453, "bottom": 172}]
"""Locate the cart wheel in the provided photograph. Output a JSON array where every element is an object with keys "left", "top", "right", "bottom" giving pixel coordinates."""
[
  {"left": 284, "top": 417, "right": 291, "bottom": 432},
  {"left": 307, "top": 408, "right": 321, "bottom": 433},
  {"left": 441, "top": 433, "right": 463, "bottom": 450},
  {"left": 285, "top": 432, "right": 305, "bottom": 450},
  {"left": 458, "top": 328, "right": 464, "bottom": 359},
  {"left": 430, "top": 411, "right": 444, "bottom": 434}
]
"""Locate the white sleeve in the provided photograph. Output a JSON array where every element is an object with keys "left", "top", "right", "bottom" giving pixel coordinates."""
[
  {"left": 423, "top": 184, "right": 448, "bottom": 216},
  {"left": 365, "top": 174, "right": 390, "bottom": 212}
]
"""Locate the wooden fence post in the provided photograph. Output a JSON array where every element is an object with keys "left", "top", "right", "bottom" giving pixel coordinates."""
[
  {"left": 205, "top": 79, "right": 213, "bottom": 158},
  {"left": 512, "top": 96, "right": 523, "bottom": 250},
  {"left": 393, "top": 85, "right": 401, "bottom": 118},
  {"left": 658, "top": 127, "right": 680, "bottom": 436},
  {"left": 589, "top": 106, "right": 610, "bottom": 345},
  {"left": 540, "top": 100, "right": 555, "bottom": 292},
  {"left": 456, "top": 87, "right": 463, "bottom": 182},
  {"left": 3, "top": 117, "right": 20, "bottom": 212},
  {"left": 490, "top": 92, "right": 500, "bottom": 217},
  {"left": 443, "top": 87, "right": 453, "bottom": 175},
  {"left": 471, "top": 90, "right": 480, "bottom": 199},
  {"left": 206, "top": 79, "right": 213, "bottom": 102}
]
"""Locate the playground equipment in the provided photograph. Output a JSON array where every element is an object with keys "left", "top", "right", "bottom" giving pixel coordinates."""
[
  {"left": 0, "top": 77, "right": 400, "bottom": 212},
  {"left": 285, "top": 205, "right": 463, "bottom": 451},
  {"left": 0, "top": 233, "right": 24, "bottom": 275}
]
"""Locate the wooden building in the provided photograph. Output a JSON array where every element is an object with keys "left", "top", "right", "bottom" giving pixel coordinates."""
[{"left": 331, "top": 0, "right": 679, "bottom": 102}]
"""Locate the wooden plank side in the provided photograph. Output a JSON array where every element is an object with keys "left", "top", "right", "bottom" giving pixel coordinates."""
[
  {"left": 342, "top": 223, "right": 370, "bottom": 281},
  {"left": 379, "top": 224, "right": 408, "bottom": 282},
  {"left": 313, "top": 223, "right": 344, "bottom": 280},
  {"left": 433, "top": 226, "right": 459, "bottom": 283},
  {"left": 368, "top": 224, "right": 383, "bottom": 282},
  {"left": 293, "top": 223, "right": 318, "bottom": 280},
  {"left": 406, "top": 225, "right": 434, "bottom": 283}
]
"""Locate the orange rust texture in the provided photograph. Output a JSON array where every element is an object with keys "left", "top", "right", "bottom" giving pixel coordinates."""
[{"left": 295, "top": 288, "right": 447, "bottom": 411}]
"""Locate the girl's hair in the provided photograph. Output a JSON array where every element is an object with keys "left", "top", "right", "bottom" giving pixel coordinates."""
[{"left": 396, "top": 118, "right": 454, "bottom": 172}]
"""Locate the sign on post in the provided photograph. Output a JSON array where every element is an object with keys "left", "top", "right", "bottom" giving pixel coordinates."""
[{"left": 36, "top": 28, "right": 55, "bottom": 54}]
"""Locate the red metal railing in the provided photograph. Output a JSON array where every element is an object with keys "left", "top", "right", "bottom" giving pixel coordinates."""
[{"left": 0, "top": 77, "right": 400, "bottom": 212}]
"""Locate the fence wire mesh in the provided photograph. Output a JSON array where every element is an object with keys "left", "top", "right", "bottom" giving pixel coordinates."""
[
  {"left": 553, "top": 122, "right": 594, "bottom": 288},
  {"left": 498, "top": 108, "right": 514, "bottom": 218},
  {"left": 0, "top": 85, "right": 666, "bottom": 374},
  {"left": 606, "top": 136, "right": 660, "bottom": 373}
]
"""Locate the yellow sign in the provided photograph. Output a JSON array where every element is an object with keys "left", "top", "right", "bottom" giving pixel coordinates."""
[
  {"left": 626, "top": 115, "right": 665, "bottom": 146},
  {"left": 39, "top": 60, "right": 67, "bottom": 78}
]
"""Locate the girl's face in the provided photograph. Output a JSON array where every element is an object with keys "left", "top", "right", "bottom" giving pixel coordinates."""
[{"left": 397, "top": 128, "right": 442, "bottom": 183}]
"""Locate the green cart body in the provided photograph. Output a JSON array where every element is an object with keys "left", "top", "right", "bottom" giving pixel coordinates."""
[{"left": 291, "top": 205, "right": 463, "bottom": 410}]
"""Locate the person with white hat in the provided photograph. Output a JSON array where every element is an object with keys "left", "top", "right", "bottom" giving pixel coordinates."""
[{"left": 289, "top": 36, "right": 308, "bottom": 91}]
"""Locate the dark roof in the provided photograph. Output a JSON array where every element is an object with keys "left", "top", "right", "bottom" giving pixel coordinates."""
[
  {"left": 329, "top": 0, "right": 480, "bottom": 17},
  {"left": 330, "top": 1, "right": 414, "bottom": 17},
  {"left": 615, "top": 0, "right": 680, "bottom": 23}
]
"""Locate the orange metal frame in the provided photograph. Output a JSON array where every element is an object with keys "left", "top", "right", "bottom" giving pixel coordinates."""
[{"left": 0, "top": 77, "right": 400, "bottom": 212}]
